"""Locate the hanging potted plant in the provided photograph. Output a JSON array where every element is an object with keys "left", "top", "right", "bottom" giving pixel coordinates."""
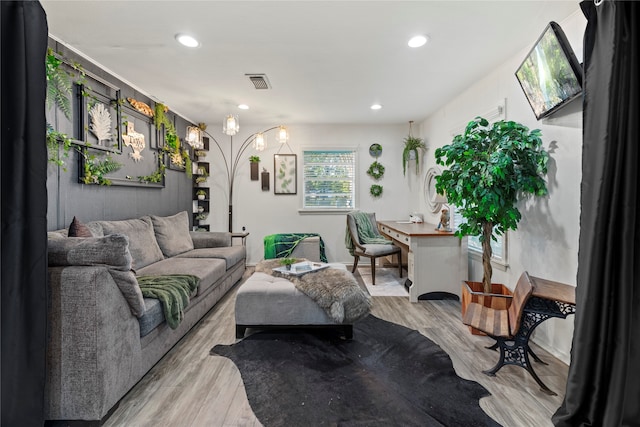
[
  {"left": 402, "top": 121, "right": 427, "bottom": 176},
  {"left": 249, "top": 155, "right": 260, "bottom": 181},
  {"left": 435, "top": 117, "right": 548, "bottom": 332}
]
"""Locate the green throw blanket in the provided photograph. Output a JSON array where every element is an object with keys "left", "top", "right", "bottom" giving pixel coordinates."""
[
  {"left": 137, "top": 274, "right": 200, "bottom": 329},
  {"left": 264, "top": 233, "right": 328, "bottom": 262},
  {"left": 345, "top": 211, "right": 392, "bottom": 256}
]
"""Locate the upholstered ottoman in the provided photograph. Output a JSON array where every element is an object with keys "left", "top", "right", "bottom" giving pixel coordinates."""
[{"left": 235, "top": 262, "right": 370, "bottom": 340}]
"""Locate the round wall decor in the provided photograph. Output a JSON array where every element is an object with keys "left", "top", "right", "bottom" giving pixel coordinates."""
[
  {"left": 369, "top": 143, "right": 382, "bottom": 158},
  {"left": 366, "top": 161, "right": 385, "bottom": 180},
  {"left": 370, "top": 184, "right": 383, "bottom": 197},
  {"left": 424, "top": 166, "right": 446, "bottom": 213}
]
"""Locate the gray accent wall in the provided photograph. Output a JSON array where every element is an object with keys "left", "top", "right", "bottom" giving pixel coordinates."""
[
  {"left": 47, "top": 157, "right": 192, "bottom": 230},
  {"left": 46, "top": 38, "right": 193, "bottom": 230}
]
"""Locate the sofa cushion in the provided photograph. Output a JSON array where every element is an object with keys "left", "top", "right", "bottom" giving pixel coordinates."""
[
  {"left": 98, "top": 218, "right": 164, "bottom": 270},
  {"left": 189, "top": 231, "right": 232, "bottom": 248},
  {"left": 48, "top": 230, "right": 67, "bottom": 240},
  {"left": 136, "top": 257, "right": 226, "bottom": 296},
  {"left": 109, "top": 269, "right": 146, "bottom": 318},
  {"left": 176, "top": 246, "right": 246, "bottom": 269},
  {"left": 138, "top": 297, "right": 164, "bottom": 337},
  {"left": 150, "top": 211, "right": 194, "bottom": 257},
  {"left": 47, "top": 235, "right": 146, "bottom": 317},
  {"left": 49, "top": 222, "right": 103, "bottom": 240},
  {"left": 85, "top": 221, "right": 105, "bottom": 237}
]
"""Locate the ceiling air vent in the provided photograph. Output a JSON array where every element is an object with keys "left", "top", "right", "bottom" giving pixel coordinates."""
[{"left": 246, "top": 73, "right": 271, "bottom": 90}]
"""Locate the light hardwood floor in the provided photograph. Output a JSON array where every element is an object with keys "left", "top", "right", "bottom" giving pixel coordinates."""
[{"left": 104, "top": 269, "right": 570, "bottom": 427}]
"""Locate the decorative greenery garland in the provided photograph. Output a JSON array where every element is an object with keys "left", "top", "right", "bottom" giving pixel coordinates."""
[
  {"left": 370, "top": 184, "right": 383, "bottom": 198},
  {"left": 45, "top": 49, "right": 85, "bottom": 169},
  {"left": 138, "top": 152, "right": 167, "bottom": 183},
  {"left": 81, "top": 152, "right": 122, "bottom": 186},
  {"left": 366, "top": 161, "right": 385, "bottom": 180},
  {"left": 155, "top": 103, "right": 192, "bottom": 176},
  {"left": 47, "top": 125, "right": 73, "bottom": 171}
]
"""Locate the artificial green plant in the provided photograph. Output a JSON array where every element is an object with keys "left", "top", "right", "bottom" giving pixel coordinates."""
[
  {"left": 81, "top": 153, "right": 122, "bottom": 185},
  {"left": 45, "top": 48, "right": 82, "bottom": 169},
  {"left": 435, "top": 117, "right": 549, "bottom": 293},
  {"left": 138, "top": 152, "right": 166, "bottom": 183},
  {"left": 155, "top": 103, "right": 191, "bottom": 174}
]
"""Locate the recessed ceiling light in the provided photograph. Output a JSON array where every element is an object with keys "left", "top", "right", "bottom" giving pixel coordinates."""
[
  {"left": 370, "top": 104, "right": 382, "bottom": 110},
  {"left": 238, "top": 104, "right": 249, "bottom": 110},
  {"left": 408, "top": 35, "right": 428, "bottom": 48},
  {"left": 175, "top": 33, "right": 200, "bottom": 48}
]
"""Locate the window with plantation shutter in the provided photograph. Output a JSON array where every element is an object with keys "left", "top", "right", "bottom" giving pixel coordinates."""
[{"left": 302, "top": 150, "right": 356, "bottom": 210}]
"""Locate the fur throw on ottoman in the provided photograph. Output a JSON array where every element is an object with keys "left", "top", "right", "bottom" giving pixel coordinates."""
[{"left": 255, "top": 259, "right": 371, "bottom": 323}]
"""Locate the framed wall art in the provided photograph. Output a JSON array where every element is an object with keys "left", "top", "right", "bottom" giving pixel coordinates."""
[
  {"left": 75, "top": 72, "right": 123, "bottom": 154},
  {"left": 274, "top": 154, "right": 297, "bottom": 195}
]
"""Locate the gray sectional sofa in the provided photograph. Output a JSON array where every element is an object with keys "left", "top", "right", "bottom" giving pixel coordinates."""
[{"left": 45, "top": 211, "right": 245, "bottom": 423}]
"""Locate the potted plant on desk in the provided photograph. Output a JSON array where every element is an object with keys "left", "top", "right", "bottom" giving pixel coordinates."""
[{"left": 435, "top": 117, "right": 549, "bottom": 333}]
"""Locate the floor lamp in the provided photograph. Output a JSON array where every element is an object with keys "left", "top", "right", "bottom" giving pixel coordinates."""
[{"left": 200, "top": 118, "right": 288, "bottom": 232}]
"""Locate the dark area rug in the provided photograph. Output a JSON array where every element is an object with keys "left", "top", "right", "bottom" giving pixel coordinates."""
[{"left": 211, "top": 315, "right": 500, "bottom": 426}]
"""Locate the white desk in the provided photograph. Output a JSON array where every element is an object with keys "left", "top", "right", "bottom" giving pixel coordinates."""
[{"left": 378, "top": 220, "right": 467, "bottom": 302}]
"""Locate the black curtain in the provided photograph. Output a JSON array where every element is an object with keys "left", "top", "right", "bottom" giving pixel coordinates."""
[
  {"left": 1, "top": 1, "right": 49, "bottom": 426},
  {"left": 553, "top": 1, "right": 640, "bottom": 426}
]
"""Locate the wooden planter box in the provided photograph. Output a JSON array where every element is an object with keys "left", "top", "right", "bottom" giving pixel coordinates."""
[
  {"left": 461, "top": 281, "right": 513, "bottom": 335},
  {"left": 250, "top": 162, "right": 259, "bottom": 180}
]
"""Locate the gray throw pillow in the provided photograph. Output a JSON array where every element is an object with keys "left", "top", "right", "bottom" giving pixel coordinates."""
[
  {"left": 68, "top": 216, "right": 93, "bottom": 237},
  {"left": 150, "top": 211, "right": 194, "bottom": 257},
  {"left": 99, "top": 217, "right": 165, "bottom": 270},
  {"left": 109, "top": 269, "right": 146, "bottom": 318},
  {"left": 47, "top": 234, "right": 145, "bottom": 317},
  {"left": 48, "top": 234, "right": 132, "bottom": 270}
]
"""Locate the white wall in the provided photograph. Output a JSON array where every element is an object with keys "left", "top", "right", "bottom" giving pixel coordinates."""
[
  {"left": 200, "top": 123, "right": 415, "bottom": 265},
  {"left": 414, "top": 9, "right": 586, "bottom": 363},
  {"left": 198, "top": 9, "right": 585, "bottom": 363}
]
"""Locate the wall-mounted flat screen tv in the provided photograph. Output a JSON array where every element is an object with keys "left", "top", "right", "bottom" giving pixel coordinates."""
[{"left": 515, "top": 21, "right": 583, "bottom": 120}]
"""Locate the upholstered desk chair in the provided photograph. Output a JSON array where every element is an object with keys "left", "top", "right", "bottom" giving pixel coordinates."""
[{"left": 346, "top": 211, "right": 402, "bottom": 285}]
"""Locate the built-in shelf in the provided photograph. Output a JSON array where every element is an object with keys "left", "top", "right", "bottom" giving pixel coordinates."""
[{"left": 192, "top": 137, "right": 210, "bottom": 231}]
